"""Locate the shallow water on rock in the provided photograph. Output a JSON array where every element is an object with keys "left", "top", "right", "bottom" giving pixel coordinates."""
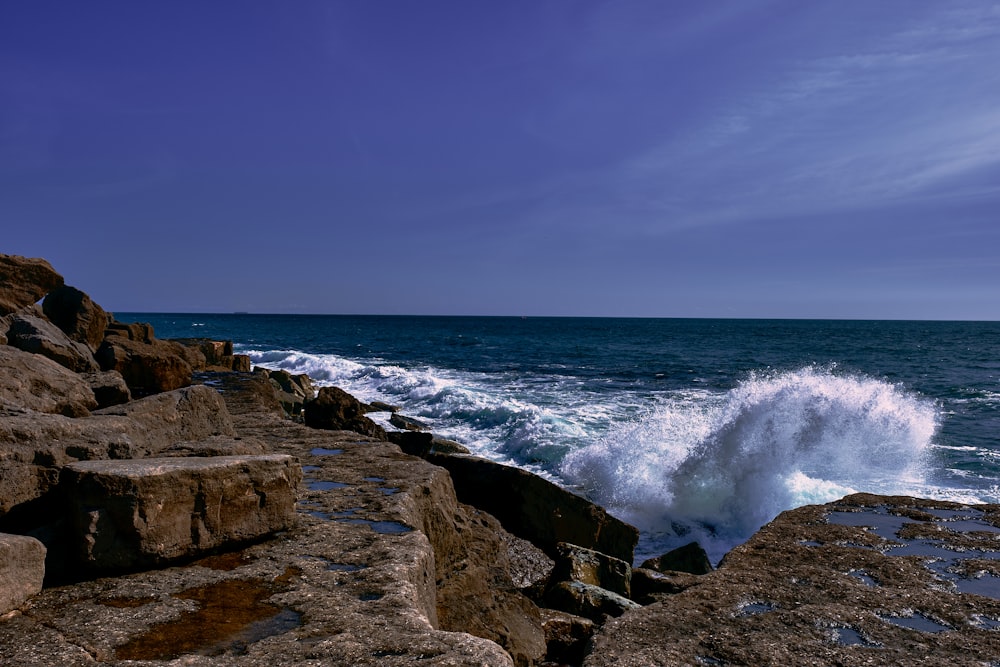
[{"left": 879, "top": 612, "right": 950, "bottom": 633}]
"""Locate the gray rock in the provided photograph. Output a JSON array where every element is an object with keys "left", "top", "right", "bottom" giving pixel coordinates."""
[
  {"left": 427, "top": 453, "right": 639, "bottom": 563},
  {"left": 431, "top": 437, "right": 470, "bottom": 454},
  {"left": 552, "top": 542, "right": 631, "bottom": 598},
  {"left": 5, "top": 309, "right": 100, "bottom": 372},
  {"left": 42, "top": 285, "right": 108, "bottom": 353},
  {"left": 0, "top": 254, "right": 63, "bottom": 316},
  {"left": 62, "top": 454, "right": 302, "bottom": 572},
  {"left": 0, "top": 534, "right": 45, "bottom": 614},
  {"left": 0, "top": 346, "right": 97, "bottom": 415}
]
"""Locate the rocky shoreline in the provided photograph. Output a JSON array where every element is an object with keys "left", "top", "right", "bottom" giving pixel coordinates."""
[{"left": 2, "top": 253, "right": 999, "bottom": 666}]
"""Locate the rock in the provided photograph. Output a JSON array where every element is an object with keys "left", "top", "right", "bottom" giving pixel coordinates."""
[
  {"left": 41, "top": 285, "right": 107, "bottom": 352},
  {"left": 387, "top": 430, "right": 434, "bottom": 457},
  {"left": 5, "top": 309, "right": 100, "bottom": 372},
  {"left": 158, "top": 435, "right": 268, "bottom": 458},
  {"left": 0, "top": 254, "right": 63, "bottom": 316},
  {"left": 62, "top": 454, "right": 302, "bottom": 572},
  {"left": 390, "top": 412, "right": 430, "bottom": 431},
  {"left": 629, "top": 567, "right": 700, "bottom": 604},
  {"left": 544, "top": 580, "right": 641, "bottom": 623},
  {"left": 0, "top": 385, "right": 235, "bottom": 520},
  {"left": 303, "top": 386, "right": 386, "bottom": 440},
  {"left": 552, "top": 542, "right": 631, "bottom": 598},
  {"left": 266, "top": 369, "right": 315, "bottom": 401},
  {"left": 427, "top": 454, "right": 638, "bottom": 563},
  {"left": 103, "top": 319, "right": 154, "bottom": 343},
  {"left": 95, "top": 336, "right": 193, "bottom": 396},
  {"left": 0, "top": 534, "right": 45, "bottom": 614},
  {"left": 585, "top": 494, "right": 1000, "bottom": 666},
  {"left": 81, "top": 370, "right": 132, "bottom": 408},
  {"left": 169, "top": 338, "right": 233, "bottom": 368},
  {"left": 231, "top": 354, "right": 251, "bottom": 372},
  {"left": 0, "top": 346, "right": 97, "bottom": 415},
  {"left": 540, "top": 608, "right": 596, "bottom": 666},
  {"left": 431, "top": 437, "right": 470, "bottom": 454},
  {"left": 639, "top": 540, "right": 713, "bottom": 575},
  {"left": 370, "top": 400, "right": 400, "bottom": 412}
]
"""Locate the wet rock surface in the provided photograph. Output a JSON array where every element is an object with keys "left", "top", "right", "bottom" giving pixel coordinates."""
[{"left": 585, "top": 494, "right": 1000, "bottom": 666}]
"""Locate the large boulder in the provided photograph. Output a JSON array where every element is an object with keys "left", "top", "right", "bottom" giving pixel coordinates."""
[
  {"left": 551, "top": 542, "right": 631, "bottom": 598},
  {"left": 427, "top": 453, "right": 639, "bottom": 563},
  {"left": 544, "top": 580, "right": 641, "bottom": 623},
  {"left": 303, "top": 386, "right": 387, "bottom": 440},
  {"left": 0, "top": 254, "right": 63, "bottom": 315},
  {"left": 41, "top": 285, "right": 107, "bottom": 353},
  {"left": 0, "top": 346, "right": 97, "bottom": 415},
  {"left": 62, "top": 454, "right": 302, "bottom": 572},
  {"left": 96, "top": 336, "right": 193, "bottom": 396},
  {"left": 81, "top": 370, "right": 132, "bottom": 408},
  {"left": 5, "top": 309, "right": 100, "bottom": 373},
  {"left": 0, "top": 534, "right": 45, "bottom": 613},
  {"left": 585, "top": 494, "right": 1000, "bottom": 666}
]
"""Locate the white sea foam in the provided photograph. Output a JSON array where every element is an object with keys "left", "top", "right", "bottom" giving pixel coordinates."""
[{"left": 561, "top": 367, "right": 941, "bottom": 563}]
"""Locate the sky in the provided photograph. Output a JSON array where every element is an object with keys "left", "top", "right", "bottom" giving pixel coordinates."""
[{"left": 2, "top": 1, "right": 999, "bottom": 319}]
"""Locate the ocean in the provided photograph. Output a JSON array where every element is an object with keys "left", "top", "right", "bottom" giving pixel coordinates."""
[{"left": 121, "top": 314, "right": 1000, "bottom": 564}]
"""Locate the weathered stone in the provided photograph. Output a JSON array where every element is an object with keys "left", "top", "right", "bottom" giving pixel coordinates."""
[
  {"left": 369, "top": 400, "right": 400, "bottom": 412},
  {"left": 81, "top": 370, "right": 132, "bottom": 408},
  {"left": 387, "top": 430, "right": 434, "bottom": 457},
  {"left": 163, "top": 339, "right": 207, "bottom": 371},
  {"left": 5, "top": 309, "right": 100, "bottom": 372},
  {"left": 427, "top": 453, "right": 638, "bottom": 563},
  {"left": 585, "top": 494, "right": 1000, "bottom": 666},
  {"left": 431, "top": 437, "right": 470, "bottom": 454},
  {"left": 0, "top": 385, "right": 235, "bottom": 518},
  {"left": 96, "top": 336, "right": 192, "bottom": 395},
  {"left": 62, "top": 455, "right": 301, "bottom": 571},
  {"left": 390, "top": 412, "right": 430, "bottom": 431},
  {"left": 0, "top": 534, "right": 45, "bottom": 614},
  {"left": 266, "top": 369, "right": 315, "bottom": 401},
  {"left": 629, "top": 567, "right": 700, "bottom": 604},
  {"left": 104, "top": 319, "right": 154, "bottom": 343},
  {"left": 640, "top": 540, "right": 713, "bottom": 575},
  {"left": 159, "top": 435, "right": 268, "bottom": 458},
  {"left": 231, "top": 354, "right": 252, "bottom": 372},
  {"left": 41, "top": 285, "right": 107, "bottom": 352},
  {"left": 552, "top": 542, "right": 631, "bottom": 598},
  {"left": 544, "top": 580, "right": 641, "bottom": 623},
  {"left": 0, "top": 346, "right": 97, "bottom": 415},
  {"left": 0, "top": 254, "right": 63, "bottom": 316},
  {"left": 303, "top": 386, "right": 386, "bottom": 440},
  {"left": 540, "top": 608, "right": 596, "bottom": 666},
  {"left": 169, "top": 338, "right": 233, "bottom": 368}
]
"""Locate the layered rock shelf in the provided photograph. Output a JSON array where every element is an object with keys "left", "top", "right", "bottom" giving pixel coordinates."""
[{"left": 2, "top": 253, "right": 999, "bottom": 666}]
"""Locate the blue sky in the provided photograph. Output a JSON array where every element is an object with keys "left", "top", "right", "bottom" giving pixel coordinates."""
[{"left": 2, "top": 1, "right": 998, "bottom": 318}]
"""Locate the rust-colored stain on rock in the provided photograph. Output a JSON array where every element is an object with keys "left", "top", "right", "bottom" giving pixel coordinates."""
[{"left": 114, "top": 570, "right": 301, "bottom": 660}]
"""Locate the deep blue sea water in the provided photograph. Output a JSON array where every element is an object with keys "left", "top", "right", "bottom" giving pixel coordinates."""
[{"left": 120, "top": 314, "right": 1000, "bottom": 563}]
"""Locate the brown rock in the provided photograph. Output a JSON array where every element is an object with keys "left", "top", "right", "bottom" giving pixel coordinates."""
[
  {"left": 629, "top": 567, "right": 700, "bottom": 604},
  {"left": 231, "top": 354, "right": 252, "bottom": 372},
  {"left": 540, "top": 608, "right": 596, "bottom": 666},
  {"left": 81, "top": 370, "right": 132, "bottom": 408},
  {"left": 41, "top": 285, "right": 107, "bottom": 352},
  {"left": 169, "top": 338, "right": 233, "bottom": 367},
  {"left": 387, "top": 430, "right": 434, "bottom": 457},
  {"left": 303, "top": 386, "right": 386, "bottom": 440},
  {"left": 0, "top": 346, "right": 97, "bottom": 415},
  {"left": 5, "top": 309, "right": 100, "bottom": 372},
  {"left": 427, "top": 453, "right": 638, "bottom": 563},
  {"left": 585, "top": 494, "right": 1000, "bottom": 666},
  {"left": 62, "top": 454, "right": 302, "bottom": 572},
  {"left": 552, "top": 542, "right": 631, "bottom": 598},
  {"left": 431, "top": 437, "right": 471, "bottom": 454},
  {"left": 544, "top": 580, "right": 641, "bottom": 623},
  {"left": 104, "top": 320, "right": 154, "bottom": 343},
  {"left": 639, "top": 540, "right": 713, "bottom": 575},
  {"left": 390, "top": 412, "right": 430, "bottom": 431},
  {"left": 95, "top": 336, "right": 193, "bottom": 395},
  {"left": 0, "top": 534, "right": 46, "bottom": 613},
  {"left": 0, "top": 254, "right": 63, "bottom": 316}
]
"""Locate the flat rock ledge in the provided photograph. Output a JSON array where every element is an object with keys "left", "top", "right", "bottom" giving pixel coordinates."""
[{"left": 63, "top": 455, "right": 301, "bottom": 572}]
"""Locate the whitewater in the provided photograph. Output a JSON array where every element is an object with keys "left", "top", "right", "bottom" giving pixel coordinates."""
[{"left": 126, "top": 315, "right": 1000, "bottom": 564}]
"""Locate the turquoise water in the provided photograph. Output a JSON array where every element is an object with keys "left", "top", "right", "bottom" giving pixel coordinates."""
[{"left": 123, "top": 314, "right": 1000, "bottom": 561}]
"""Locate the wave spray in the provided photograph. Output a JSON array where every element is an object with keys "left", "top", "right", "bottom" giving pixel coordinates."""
[{"left": 561, "top": 367, "right": 939, "bottom": 563}]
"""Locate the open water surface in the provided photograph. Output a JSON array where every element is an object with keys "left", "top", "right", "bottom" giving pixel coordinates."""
[{"left": 121, "top": 315, "right": 1000, "bottom": 563}]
